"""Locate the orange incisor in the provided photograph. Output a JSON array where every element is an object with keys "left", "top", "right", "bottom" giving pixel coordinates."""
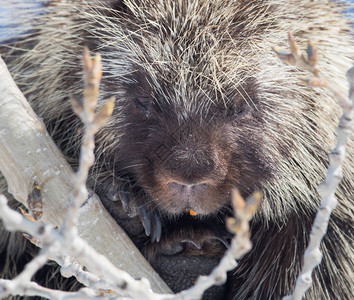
[{"left": 189, "top": 209, "right": 198, "bottom": 216}]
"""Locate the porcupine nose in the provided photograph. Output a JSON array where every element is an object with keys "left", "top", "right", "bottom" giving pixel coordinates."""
[
  {"left": 168, "top": 182, "right": 209, "bottom": 195},
  {"left": 167, "top": 180, "right": 210, "bottom": 213},
  {"left": 167, "top": 141, "right": 215, "bottom": 182},
  {"left": 162, "top": 133, "right": 217, "bottom": 212}
]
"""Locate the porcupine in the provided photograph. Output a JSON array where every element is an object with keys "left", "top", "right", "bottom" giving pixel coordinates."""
[{"left": 0, "top": 0, "right": 353, "bottom": 299}]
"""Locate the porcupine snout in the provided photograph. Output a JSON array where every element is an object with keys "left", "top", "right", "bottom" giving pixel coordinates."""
[{"left": 152, "top": 129, "right": 229, "bottom": 215}]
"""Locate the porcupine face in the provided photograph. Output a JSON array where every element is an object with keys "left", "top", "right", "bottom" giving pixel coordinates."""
[
  {"left": 92, "top": 1, "right": 278, "bottom": 221},
  {"left": 95, "top": 60, "right": 277, "bottom": 295},
  {"left": 114, "top": 74, "right": 272, "bottom": 216}
]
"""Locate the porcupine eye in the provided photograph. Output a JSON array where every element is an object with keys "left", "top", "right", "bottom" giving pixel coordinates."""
[
  {"left": 133, "top": 96, "right": 153, "bottom": 116},
  {"left": 227, "top": 101, "right": 249, "bottom": 119},
  {"left": 235, "top": 104, "right": 247, "bottom": 117}
]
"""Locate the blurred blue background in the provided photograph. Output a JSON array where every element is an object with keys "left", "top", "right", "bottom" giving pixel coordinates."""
[{"left": 0, "top": 0, "right": 353, "bottom": 41}]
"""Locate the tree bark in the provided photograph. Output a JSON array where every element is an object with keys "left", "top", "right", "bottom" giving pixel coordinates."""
[{"left": 0, "top": 56, "right": 171, "bottom": 294}]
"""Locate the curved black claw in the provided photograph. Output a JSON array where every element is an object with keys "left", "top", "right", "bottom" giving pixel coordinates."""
[
  {"left": 211, "top": 236, "right": 231, "bottom": 249},
  {"left": 139, "top": 206, "right": 151, "bottom": 236},
  {"left": 119, "top": 191, "right": 130, "bottom": 212},
  {"left": 181, "top": 239, "right": 203, "bottom": 250},
  {"left": 151, "top": 211, "right": 162, "bottom": 243},
  {"left": 138, "top": 207, "right": 162, "bottom": 243}
]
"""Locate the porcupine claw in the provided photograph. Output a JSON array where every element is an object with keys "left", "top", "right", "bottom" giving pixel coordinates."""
[
  {"left": 139, "top": 206, "right": 151, "bottom": 236},
  {"left": 138, "top": 206, "right": 162, "bottom": 243},
  {"left": 119, "top": 191, "right": 130, "bottom": 213},
  {"left": 213, "top": 236, "right": 230, "bottom": 249},
  {"left": 116, "top": 190, "right": 161, "bottom": 242},
  {"left": 151, "top": 211, "right": 162, "bottom": 243},
  {"left": 181, "top": 240, "right": 203, "bottom": 250}
]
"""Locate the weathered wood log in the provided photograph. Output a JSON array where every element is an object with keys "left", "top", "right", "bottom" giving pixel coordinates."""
[{"left": 0, "top": 56, "right": 171, "bottom": 294}]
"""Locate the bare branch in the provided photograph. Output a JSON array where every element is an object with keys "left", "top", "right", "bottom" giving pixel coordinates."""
[
  {"left": 275, "top": 36, "right": 354, "bottom": 300},
  {"left": 167, "top": 190, "right": 261, "bottom": 300}
]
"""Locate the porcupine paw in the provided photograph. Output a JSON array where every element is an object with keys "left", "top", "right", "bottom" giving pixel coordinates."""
[{"left": 100, "top": 188, "right": 162, "bottom": 243}]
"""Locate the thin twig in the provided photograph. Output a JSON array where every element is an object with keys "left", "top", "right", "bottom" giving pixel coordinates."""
[
  {"left": 275, "top": 34, "right": 354, "bottom": 300},
  {"left": 167, "top": 190, "right": 261, "bottom": 300},
  {"left": 62, "top": 47, "right": 114, "bottom": 241}
]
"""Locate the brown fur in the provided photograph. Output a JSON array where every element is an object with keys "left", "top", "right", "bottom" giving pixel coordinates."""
[{"left": 0, "top": 1, "right": 353, "bottom": 299}]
